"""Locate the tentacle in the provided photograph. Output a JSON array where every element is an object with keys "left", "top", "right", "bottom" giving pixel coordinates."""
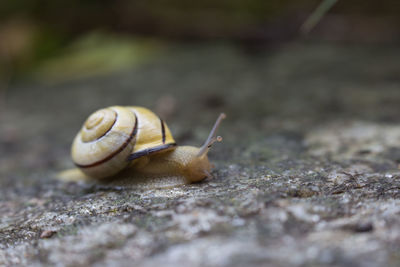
[{"left": 197, "top": 113, "right": 226, "bottom": 157}]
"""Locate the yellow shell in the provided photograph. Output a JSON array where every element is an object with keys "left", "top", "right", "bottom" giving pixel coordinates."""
[{"left": 71, "top": 106, "right": 176, "bottom": 179}]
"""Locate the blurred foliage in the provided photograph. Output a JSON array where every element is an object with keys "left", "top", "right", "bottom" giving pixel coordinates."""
[
  {"left": 0, "top": 0, "right": 399, "bottom": 81},
  {"left": 31, "top": 32, "right": 162, "bottom": 82},
  {"left": 0, "top": 21, "right": 162, "bottom": 82}
]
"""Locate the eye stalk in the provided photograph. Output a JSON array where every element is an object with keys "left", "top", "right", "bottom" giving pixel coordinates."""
[{"left": 197, "top": 113, "right": 226, "bottom": 158}]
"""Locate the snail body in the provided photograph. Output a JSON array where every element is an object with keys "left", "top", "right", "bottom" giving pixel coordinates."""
[{"left": 66, "top": 106, "right": 225, "bottom": 183}]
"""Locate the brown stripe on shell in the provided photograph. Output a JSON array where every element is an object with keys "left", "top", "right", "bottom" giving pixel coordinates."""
[
  {"left": 127, "top": 143, "right": 177, "bottom": 161},
  {"left": 75, "top": 114, "right": 138, "bottom": 168},
  {"left": 160, "top": 119, "right": 166, "bottom": 144}
]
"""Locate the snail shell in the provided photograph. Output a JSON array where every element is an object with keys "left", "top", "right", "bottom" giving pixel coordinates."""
[{"left": 71, "top": 106, "right": 176, "bottom": 179}]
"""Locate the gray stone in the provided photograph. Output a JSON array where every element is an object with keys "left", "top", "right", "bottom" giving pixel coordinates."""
[{"left": 1, "top": 42, "right": 400, "bottom": 266}]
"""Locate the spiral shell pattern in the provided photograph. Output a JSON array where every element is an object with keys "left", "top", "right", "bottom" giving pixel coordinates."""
[{"left": 71, "top": 106, "right": 176, "bottom": 179}]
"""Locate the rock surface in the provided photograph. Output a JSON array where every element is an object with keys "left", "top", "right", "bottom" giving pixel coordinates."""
[{"left": 1, "top": 42, "right": 400, "bottom": 266}]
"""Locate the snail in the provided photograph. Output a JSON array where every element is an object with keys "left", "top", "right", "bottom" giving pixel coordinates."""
[{"left": 59, "top": 106, "right": 225, "bottom": 184}]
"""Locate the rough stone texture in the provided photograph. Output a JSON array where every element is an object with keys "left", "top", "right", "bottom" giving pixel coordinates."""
[{"left": 1, "top": 42, "right": 400, "bottom": 266}]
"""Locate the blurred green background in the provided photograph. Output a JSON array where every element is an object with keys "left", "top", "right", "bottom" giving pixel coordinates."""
[{"left": 0, "top": 0, "right": 399, "bottom": 82}]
